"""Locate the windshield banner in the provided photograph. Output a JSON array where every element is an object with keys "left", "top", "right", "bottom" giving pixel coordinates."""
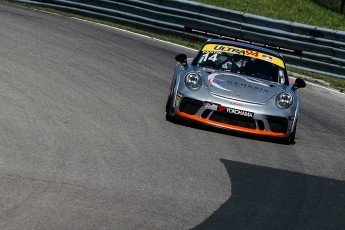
[{"left": 202, "top": 44, "right": 285, "bottom": 68}]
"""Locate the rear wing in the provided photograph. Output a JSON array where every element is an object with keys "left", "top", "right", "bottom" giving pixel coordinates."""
[{"left": 185, "top": 27, "right": 303, "bottom": 56}]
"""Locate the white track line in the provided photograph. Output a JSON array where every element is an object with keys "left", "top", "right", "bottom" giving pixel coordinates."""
[
  {"left": 71, "top": 17, "right": 198, "bottom": 52},
  {"left": 5, "top": 1, "right": 343, "bottom": 94},
  {"left": 294, "top": 78, "right": 343, "bottom": 94}
]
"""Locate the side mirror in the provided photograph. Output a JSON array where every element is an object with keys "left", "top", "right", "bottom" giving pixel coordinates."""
[
  {"left": 293, "top": 78, "right": 306, "bottom": 90},
  {"left": 175, "top": 54, "right": 188, "bottom": 67}
]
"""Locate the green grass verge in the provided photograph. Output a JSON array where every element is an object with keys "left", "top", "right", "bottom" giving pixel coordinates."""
[
  {"left": 193, "top": 0, "right": 345, "bottom": 31},
  {"left": 288, "top": 67, "right": 345, "bottom": 93},
  {"left": 1, "top": 0, "right": 344, "bottom": 92}
]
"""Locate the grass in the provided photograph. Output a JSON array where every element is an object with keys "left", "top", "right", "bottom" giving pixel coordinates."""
[
  {"left": 193, "top": 0, "right": 345, "bottom": 31},
  {"left": 1, "top": 0, "right": 344, "bottom": 92},
  {"left": 288, "top": 67, "right": 345, "bottom": 93}
]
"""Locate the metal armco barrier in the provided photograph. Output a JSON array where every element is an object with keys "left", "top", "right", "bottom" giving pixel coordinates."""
[{"left": 13, "top": 0, "right": 345, "bottom": 78}]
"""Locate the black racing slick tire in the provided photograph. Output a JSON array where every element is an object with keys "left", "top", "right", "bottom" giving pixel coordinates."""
[
  {"left": 165, "top": 94, "right": 171, "bottom": 113},
  {"left": 288, "top": 130, "right": 296, "bottom": 144},
  {"left": 165, "top": 94, "right": 175, "bottom": 122},
  {"left": 287, "top": 120, "right": 298, "bottom": 144}
]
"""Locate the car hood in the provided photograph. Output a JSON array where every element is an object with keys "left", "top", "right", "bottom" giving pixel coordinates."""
[{"left": 200, "top": 70, "right": 282, "bottom": 103}]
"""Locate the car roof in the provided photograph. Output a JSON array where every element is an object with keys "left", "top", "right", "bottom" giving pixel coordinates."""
[{"left": 206, "top": 39, "right": 282, "bottom": 57}]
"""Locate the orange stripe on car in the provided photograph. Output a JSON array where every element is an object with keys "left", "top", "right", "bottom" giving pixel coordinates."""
[{"left": 174, "top": 109, "right": 289, "bottom": 138}]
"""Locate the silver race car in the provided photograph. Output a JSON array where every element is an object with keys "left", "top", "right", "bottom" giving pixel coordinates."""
[{"left": 166, "top": 39, "right": 306, "bottom": 143}]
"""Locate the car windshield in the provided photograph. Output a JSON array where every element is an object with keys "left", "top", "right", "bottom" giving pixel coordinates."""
[{"left": 195, "top": 43, "right": 287, "bottom": 84}]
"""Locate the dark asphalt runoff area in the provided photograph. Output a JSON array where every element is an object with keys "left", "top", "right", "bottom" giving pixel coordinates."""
[{"left": 0, "top": 3, "right": 345, "bottom": 229}]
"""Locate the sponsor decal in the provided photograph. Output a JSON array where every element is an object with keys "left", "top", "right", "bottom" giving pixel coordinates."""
[
  {"left": 262, "top": 54, "right": 273, "bottom": 62},
  {"left": 207, "top": 75, "right": 232, "bottom": 92},
  {"left": 175, "top": 93, "right": 182, "bottom": 107},
  {"left": 227, "top": 80, "right": 269, "bottom": 94},
  {"left": 231, "top": 102, "right": 244, "bottom": 107},
  {"left": 202, "top": 44, "right": 285, "bottom": 68},
  {"left": 213, "top": 45, "right": 244, "bottom": 55},
  {"left": 245, "top": 50, "right": 259, "bottom": 57},
  {"left": 279, "top": 70, "right": 285, "bottom": 84},
  {"left": 207, "top": 73, "right": 269, "bottom": 94},
  {"left": 218, "top": 106, "right": 254, "bottom": 118},
  {"left": 208, "top": 78, "right": 225, "bottom": 85}
]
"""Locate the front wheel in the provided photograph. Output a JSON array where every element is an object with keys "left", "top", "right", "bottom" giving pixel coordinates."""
[
  {"left": 165, "top": 94, "right": 172, "bottom": 113},
  {"left": 165, "top": 94, "right": 176, "bottom": 122},
  {"left": 288, "top": 130, "right": 296, "bottom": 144},
  {"left": 287, "top": 120, "right": 298, "bottom": 144}
]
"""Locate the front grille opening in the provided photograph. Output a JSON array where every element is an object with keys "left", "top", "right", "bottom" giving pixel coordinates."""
[
  {"left": 267, "top": 116, "right": 288, "bottom": 133},
  {"left": 257, "top": 120, "right": 265, "bottom": 130},
  {"left": 209, "top": 112, "right": 256, "bottom": 129},
  {"left": 179, "top": 98, "right": 203, "bottom": 115},
  {"left": 201, "top": 109, "right": 212, "bottom": 118}
]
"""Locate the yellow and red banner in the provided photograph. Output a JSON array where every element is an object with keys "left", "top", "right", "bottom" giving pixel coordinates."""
[{"left": 202, "top": 44, "right": 285, "bottom": 68}]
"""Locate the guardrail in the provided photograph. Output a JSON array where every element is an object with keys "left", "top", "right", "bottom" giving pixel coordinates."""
[{"left": 13, "top": 0, "right": 345, "bottom": 78}]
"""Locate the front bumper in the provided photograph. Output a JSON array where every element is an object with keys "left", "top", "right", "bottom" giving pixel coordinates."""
[{"left": 173, "top": 96, "right": 292, "bottom": 138}]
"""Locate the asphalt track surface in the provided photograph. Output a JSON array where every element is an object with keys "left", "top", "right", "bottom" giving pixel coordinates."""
[{"left": 1, "top": 3, "right": 345, "bottom": 230}]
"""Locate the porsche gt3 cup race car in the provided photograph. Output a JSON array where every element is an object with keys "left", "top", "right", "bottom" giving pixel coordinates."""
[{"left": 166, "top": 39, "right": 306, "bottom": 143}]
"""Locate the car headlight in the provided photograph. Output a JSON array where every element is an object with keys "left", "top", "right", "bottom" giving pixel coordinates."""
[
  {"left": 276, "top": 92, "right": 293, "bottom": 109},
  {"left": 185, "top": 72, "right": 201, "bottom": 90}
]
